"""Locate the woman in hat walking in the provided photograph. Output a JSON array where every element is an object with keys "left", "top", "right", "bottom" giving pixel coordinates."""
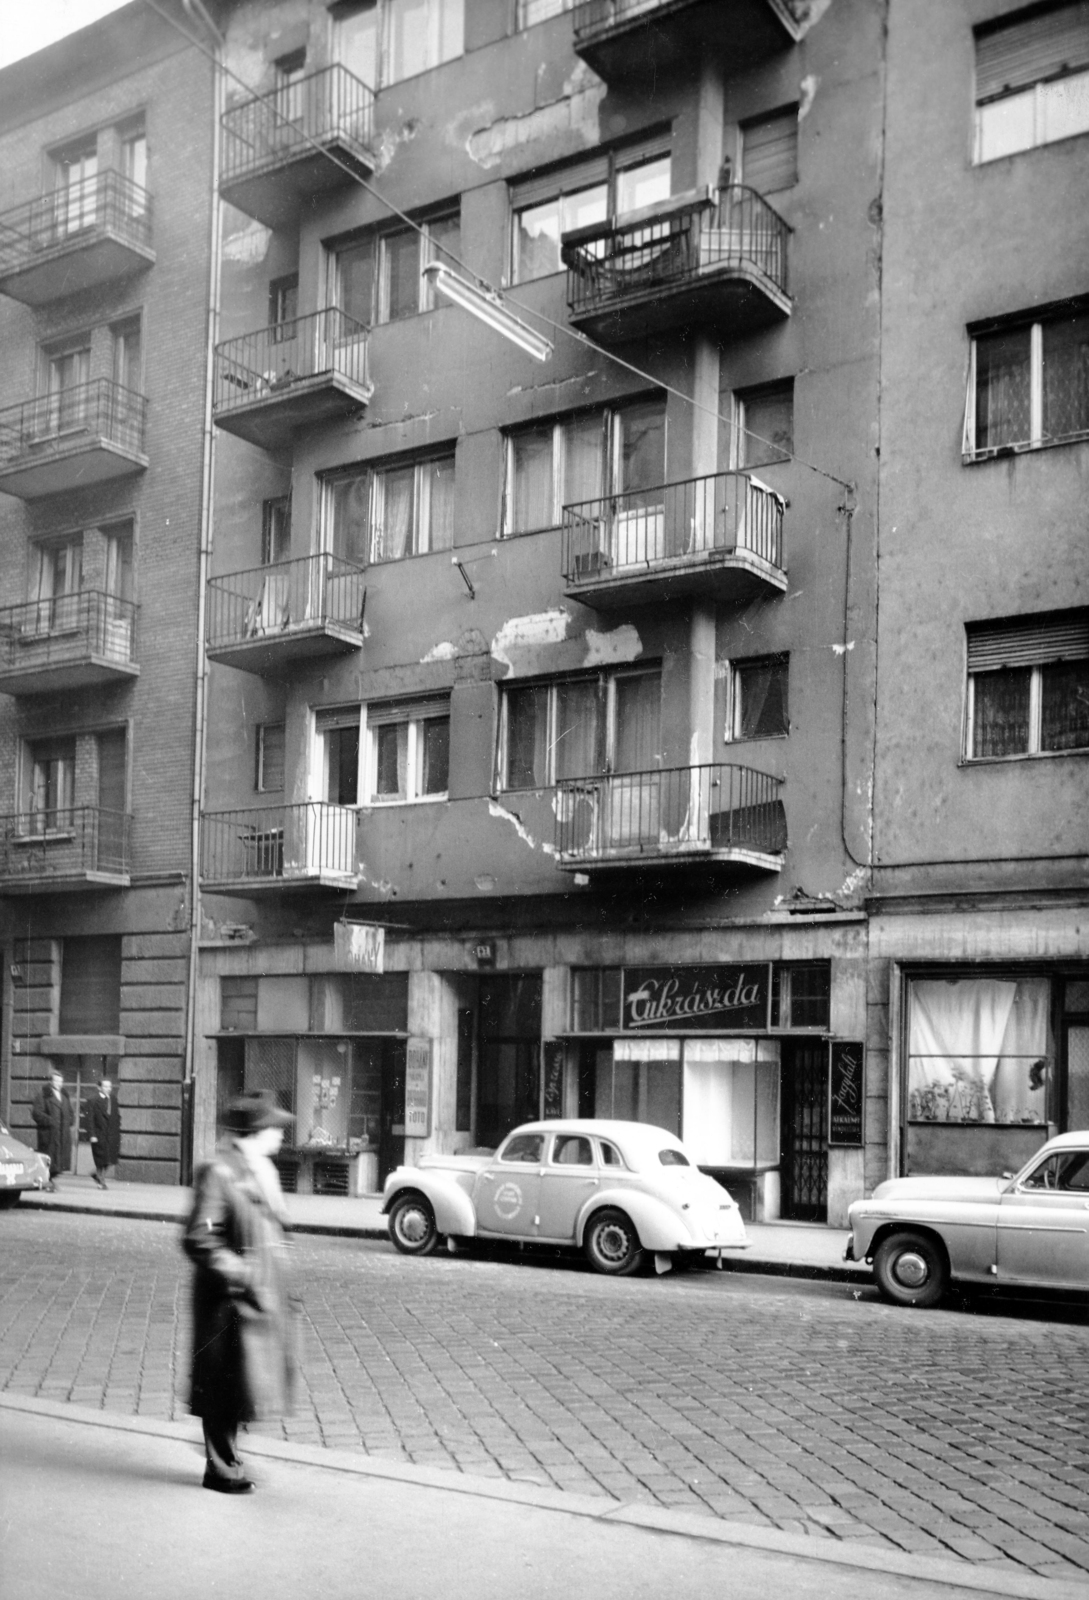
[{"left": 182, "top": 1089, "right": 298, "bottom": 1494}]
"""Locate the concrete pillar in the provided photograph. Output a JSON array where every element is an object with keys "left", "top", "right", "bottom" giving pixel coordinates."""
[{"left": 406, "top": 968, "right": 460, "bottom": 1158}]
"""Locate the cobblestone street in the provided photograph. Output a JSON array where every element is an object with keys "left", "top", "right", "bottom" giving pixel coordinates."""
[{"left": 2, "top": 1209, "right": 1088, "bottom": 1583}]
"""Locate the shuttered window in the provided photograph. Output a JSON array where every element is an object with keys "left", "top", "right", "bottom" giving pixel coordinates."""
[
  {"left": 967, "top": 611, "right": 1089, "bottom": 670},
  {"left": 966, "top": 610, "right": 1089, "bottom": 758},
  {"left": 974, "top": 3, "right": 1089, "bottom": 160},
  {"left": 741, "top": 106, "right": 798, "bottom": 194},
  {"left": 365, "top": 696, "right": 450, "bottom": 802},
  {"left": 60, "top": 937, "right": 122, "bottom": 1034}
]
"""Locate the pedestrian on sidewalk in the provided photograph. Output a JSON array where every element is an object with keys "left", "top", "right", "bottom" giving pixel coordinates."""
[
  {"left": 87, "top": 1077, "right": 121, "bottom": 1189},
  {"left": 182, "top": 1089, "right": 298, "bottom": 1496},
  {"left": 31, "top": 1070, "right": 73, "bottom": 1193}
]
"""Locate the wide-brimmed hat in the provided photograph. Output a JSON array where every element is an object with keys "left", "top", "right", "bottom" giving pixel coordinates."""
[{"left": 224, "top": 1090, "right": 294, "bottom": 1136}]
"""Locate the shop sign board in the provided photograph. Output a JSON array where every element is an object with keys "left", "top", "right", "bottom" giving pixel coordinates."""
[
  {"left": 621, "top": 965, "right": 768, "bottom": 1032},
  {"left": 334, "top": 920, "right": 385, "bottom": 973},
  {"left": 542, "top": 1041, "right": 565, "bottom": 1118},
  {"left": 828, "top": 1040, "right": 864, "bottom": 1146},
  {"left": 404, "top": 1038, "right": 432, "bottom": 1138}
]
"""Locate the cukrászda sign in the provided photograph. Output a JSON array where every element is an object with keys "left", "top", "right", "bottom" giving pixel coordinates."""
[{"left": 622, "top": 965, "right": 769, "bottom": 1031}]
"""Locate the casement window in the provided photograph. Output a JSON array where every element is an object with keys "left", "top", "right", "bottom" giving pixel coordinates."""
[
  {"left": 25, "top": 736, "right": 75, "bottom": 832},
  {"left": 316, "top": 706, "right": 361, "bottom": 805},
  {"left": 734, "top": 380, "right": 794, "bottom": 468},
  {"left": 727, "top": 655, "right": 790, "bottom": 741},
  {"left": 52, "top": 137, "right": 98, "bottom": 234},
  {"left": 740, "top": 105, "right": 799, "bottom": 194},
  {"left": 40, "top": 338, "right": 91, "bottom": 435},
  {"left": 332, "top": 210, "right": 460, "bottom": 325},
  {"left": 334, "top": 0, "right": 464, "bottom": 89},
  {"left": 966, "top": 611, "right": 1089, "bottom": 759},
  {"left": 112, "top": 317, "right": 142, "bottom": 392},
  {"left": 262, "top": 496, "right": 291, "bottom": 564},
  {"left": 120, "top": 122, "right": 147, "bottom": 191},
  {"left": 103, "top": 522, "right": 134, "bottom": 606},
  {"left": 510, "top": 135, "right": 671, "bottom": 283},
  {"left": 518, "top": 0, "right": 571, "bottom": 23},
  {"left": 365, "top": 697, "right": 450, "bottom": 803},
  {"left": 29, "top": 535, "right": 83, "bottom": 632},
  {"left": 274, "top": 47, "right": 308, "bottom": 123},
  {"left": 964, "top": 306, "right": 1089, "bottom": 457},
  {"left": 256, "top": 723, "right": 286, "bottom": 793},
  {"left": 323, "top": 451, "right": 455, "bottom": 564},
  {"left": 499, "top": 666, "right": 662, "bottom": 789},
  {"left": 974, "top": 2, "right": 1089, "bottom": 163},
  {"left": 770, "top": 963, "right": 831, "bottom": 1030},
  {"left": 269, "top": 274, "right": 298, "bottom": 338},
  {"left": 504, "top": 396, "right": 666, "bottom": 535}
]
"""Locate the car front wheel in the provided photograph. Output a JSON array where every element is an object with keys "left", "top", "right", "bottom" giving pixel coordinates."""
[
  {"left": 388, "top": 1192, "right": 439, "bottom": 1257},
  {"left": 584, "top": 1208, "right": 644, "bottom": 1276},
  {"left": 873, "top": 1230, "right": 947, "bottom": 1308}
]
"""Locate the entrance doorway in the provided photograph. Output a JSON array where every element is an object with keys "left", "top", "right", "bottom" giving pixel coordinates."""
[{"left": 779, "top": 1040, "right": 828, "bottom": 1221}]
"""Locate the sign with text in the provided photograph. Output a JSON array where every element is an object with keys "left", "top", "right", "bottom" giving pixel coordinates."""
[
  {"left": 404, "top": 1038, "right": 432, "bottom": 1138},
  {"left": 334, "top": 921, "right": 385, "bottom": 974},
  {"left": 828, "top": 1040, "right": 865, "bottom": 1146},
  {"left": 542, "top": 1041, "right": 565, "bottom": 1118},
  {"left": 621, "top": 965, "right": 769, "bottom": 1032}
]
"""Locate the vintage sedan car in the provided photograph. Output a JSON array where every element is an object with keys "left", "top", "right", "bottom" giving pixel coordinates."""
[
  {"left": 382, "top": 1119, "right": 748, "bottom": 1276},
  {"left": 0, "top": 1118, "right": 50, "bottom": 1206},
  {"left": 847, "top": 1130, "right": 1089, "bottom": 1307}
]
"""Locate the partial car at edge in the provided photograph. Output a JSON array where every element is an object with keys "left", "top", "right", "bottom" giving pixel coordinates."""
[{"left": 0, "top": 1118, "right": 51, "bottom": 1205}]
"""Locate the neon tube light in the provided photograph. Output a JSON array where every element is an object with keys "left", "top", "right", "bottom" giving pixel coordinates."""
[{"left": 422, "top": 263, "right": 553, "bottom": 362}]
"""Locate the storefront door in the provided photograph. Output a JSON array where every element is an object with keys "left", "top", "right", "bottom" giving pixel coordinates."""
[
  {"left": 780, "top": 1041, "right": 828, "bottom": 1221},
  {"left": 378, "top": 1042, "right": 406, "bottom": 1187}
]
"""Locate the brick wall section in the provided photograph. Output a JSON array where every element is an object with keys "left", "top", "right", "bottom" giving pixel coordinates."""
[{"left": 118, "top": 931, "right": 188, "bottom": 1181}]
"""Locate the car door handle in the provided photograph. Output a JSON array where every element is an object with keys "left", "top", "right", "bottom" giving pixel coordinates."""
[{"left": 480, "top": 1172, "right": 495, "bottom": 1182}]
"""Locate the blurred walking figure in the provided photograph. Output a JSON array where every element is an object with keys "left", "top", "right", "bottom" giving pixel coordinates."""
[
  {"left": 32, "top": 1070, "right": 73, "bottom": 1193},
  {"left": 87, "top": 1078, "right": 121, "bottom": 1189},
  {"left": 182, "top": 1090, "right": 297, "bottom": 1495}
]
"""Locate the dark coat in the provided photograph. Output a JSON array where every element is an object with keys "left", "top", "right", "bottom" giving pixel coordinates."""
[
  {"left": 31, "top": 1084, "right": 73, "bottom": 1174},
  {"left": 87, "top": 1091, "right": 121, "bottom": 1167},
  {"left": 182, "top": 1147, "right": 297, "bottom": 1426}
]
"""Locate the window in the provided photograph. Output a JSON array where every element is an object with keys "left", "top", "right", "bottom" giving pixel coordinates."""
[
  {"left": 112, "top": 317, "right": 142, "bottom": 393},
  {"left": 274, "top": 47, "right": 308, "bottom": 123},
  {"left": 365, "top": 697, "right": 450, "bottom": 803},
  {"left": 41, "top": 339, "right": 90, "bottom": 435},
  {"left": 510, "top": 136, "right": 671, "bottom": 283},
  {"left": 964, "top": 307, "right": 1089, "bottom": 456},
  {"left": 29, "top": 536, "right": 83, "bottom": 632},
  {"left": 907, "top": 975, "right": 1051, "bottom": 1125},
  {"left": 317, "top": 707, "right": 361, "bottom": 805},
  {"left": 966, "top": 610, "right": 1089, "bottom": 758},
  {"left": 52, "top": 137, "right": 97, "bottom": 234},
  {"left": 741, "top": 105, "right": 799, "bottom": 193},
  {"left": 735, "top": 380, "right": 794, "bottom": 468},
  {"left": 104, "top": 522, "right": 134, "bottom": 606},
  {"left": 499, "top": 666, "right": 661, "bottom": 789},
  {"left": 323, "top": 451, "right": 455, "bottom": 564},
  {"left": 262, "top": 497, "right": 291, "bottom": 564},
  {"left": 729, "top": 655, "right": 789, "bottom": 741},
  {"left": 335, "top": 0, "right": 464, "bottom": 88},
  {"left": 60, "top": 936, "right": 122, "bottom": 1034},
  {"left": 771, "top": 964, "right": 831, "bottom": 1029},
  {"left": 25, "top": 737, "right": 75, "bottom": 831},
  {"left": 504, "top": 397, "right": 666, "bottom": 535},
  {"left": 119, "top": 119, "right": 148, "bottom": 217},
  {"left": 518, "top": 0, "right": 571, "bottom": 22},
  {"left": 256, "top": 723, "right": 286, "bottom": 793},
  {"left": 269, "top": 274, "right": 298, "bottom": 337},
  {"left": 974, "top": 2, "right": 1089, "bottom": 163},
  {"left": 331, "top": 210, "right": 460, "bottom": 325}
]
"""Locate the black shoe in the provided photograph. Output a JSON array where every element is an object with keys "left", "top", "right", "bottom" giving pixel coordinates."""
[
  {"left": 203, "top": 1470, "right": 255, "bottom": 1495},
  {"left": 93, "top": 1172, "right": 108, "bottom": 1189}
]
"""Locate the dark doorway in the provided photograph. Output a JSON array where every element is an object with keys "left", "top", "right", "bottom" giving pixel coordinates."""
[
  {"left": 779, "top": 1040, "right": 828, "bottom": 1221},
  {"left": 476, "top": 973, "right": 542, "bottom": 1149},
  {"left": 377, "top": 1038, "right": 407, "bottom": 1186}
]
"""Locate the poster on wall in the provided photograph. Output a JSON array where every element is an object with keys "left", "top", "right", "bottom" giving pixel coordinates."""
[
  {"left": 404, "top": 1038, "right": 432, "bottom": 1138},
  {"left": 828, "top": 1040, "right": 865, "bottom": 1146},
  {"left": 621, "top": 965, "right": 769, "bottom": 1032}
]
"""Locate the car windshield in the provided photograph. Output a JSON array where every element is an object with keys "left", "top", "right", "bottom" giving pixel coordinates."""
[
  {"left": 500, "top": 1133, "right": 544, "bottom": 1163},
  {"left": 658, "top": 1148, "right": 690, "bottom": 1167},
  {"left": 1020, "top": 1150, "right": 1089, "bottom": 1191}
]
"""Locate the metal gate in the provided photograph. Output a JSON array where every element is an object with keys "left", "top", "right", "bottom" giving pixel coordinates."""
[{"left": 780, "top": 1041, "right": 828, "bottom": 1221}]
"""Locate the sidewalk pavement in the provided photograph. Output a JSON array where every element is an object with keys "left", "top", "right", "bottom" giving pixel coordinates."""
[
  {"left": 5, "top": 1394, "right": 1088, "bottom": 1600},
  {"left": 18, "top": 1173, "right": 868, "bottom": 1282}
]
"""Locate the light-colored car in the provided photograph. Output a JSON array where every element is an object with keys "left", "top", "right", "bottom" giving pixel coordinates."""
[
  {"left": 382, "top": 1118, "right": 748, "bottom": 1276},
  {"left": 0, "top": 1119, "right": 51, "bottom": 1206},
  {"left": 847, "top": 1130, "right": 1089, "bottom": 1307}
]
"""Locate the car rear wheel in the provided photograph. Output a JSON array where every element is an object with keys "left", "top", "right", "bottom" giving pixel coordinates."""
[
  {"left": 0, "top": 1190, "right": 22, "bottom": 1209},
  {"left": 873, "top": 1230, "right": 947, "bottom": 1308},
  {"left": 584, "top": 1208, "right": 644, "bottom": 1276},
  {"left": 388, "top": 1192, "right": 439, "bottom": 1257}
]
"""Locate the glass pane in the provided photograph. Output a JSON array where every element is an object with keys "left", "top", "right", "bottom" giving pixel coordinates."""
[
  {"left": 420, "top": 716, "right": 450, "bottom": 794},
  {"left": 337, "top": 2, "right": 378, "bottom": 84},
  {"left": 373, "top": 464, "right": 415, "bottom": 561},
  {"left": 505, "top": 684, "right": 548, "bottom": 788},
  {"left": 908, "top": 976, "right": 1049, "bottom": 1126},
  {"left": 514, "top": 199, "right": 563, "bottom": 282},
  {"left": 618, "top": 399, "right": 666, "bottom": 493},
  {"left": 561, "top": 182, "right": 608, "bottom": 233},
  {"left": 972, "top": 667, "right": 1031, "bottom": 756},
  {"left": 615, "top": 155, "right": 670, "bottom": 215},
  {"left": 975, "top": 327, "right": 1032, "bottom": 448},
  {"left": 563, "top": 413, "right": 605, "bottom": 508},
  {"left": 386, "top": 0, "right": 431, "bottom": 81},
  {"left": 1042, "top": 313, "right": 1089, "bottom": 440},
  {"left": 329, "top": 473, "right": 370, "bottom": 564},
  {"left": 510, "top": 427, "right": 554, "bottom": 531},
  {"left": 337, "top": 242, "right": 374, "bottom": 324},
  {"left": 328, "top": 725, "right": 359, "bottom": 805},
  {"left": 975, "top": 90, "right": 1036, "bottom": 163},
  {"left": 741, "top": 385, "right": 793, "bottom": 467},
  {"left": 613, "top": 670, "right": 660, "bottom": 773},
  {"left": 737, "top": 658, "right": 788, "bottom": 739},
  {"left": 374, "top": 721, "right": 408, "bottom": 799},
  {"left": 1039, "top": 68, "right": 1089, "bottom": 146},
  {"left": 425, "top": 456, "right": 455, "bottom": 551},
  {"left": 259, "top": 723, "right": 285, "bottom": 792},
  {"left": 1041, "top": 659, "right": 1089, "bottom": 751},
  {"left": 554, "top": 678, "right": 601, "bottom": 778},
  {"left": 382, "top": 228, "right": 420, "bottom": 321},
  {"left": 426, "top": 213, "right": 461, "bottom": 276}
]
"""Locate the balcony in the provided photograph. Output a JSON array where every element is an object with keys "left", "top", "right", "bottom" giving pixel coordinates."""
[
  {"left": 206, "top": 554, "right": 366, "bottom": 676},
  {"left": 0, "top": 592, "right": 138, "bottom": 696},
  {"left": 0, "top": 380, "right": 147, "bottom": 501},
  {"left": 563, "top": 470, "right": 786, "bottom": 609},
  {"left": 572, "top": 0, "right": 800, "bottom": 82},
  {"left": 212, "top": 309, "right": 372, "bottom": 451},
  {"left": 0, "top": 170, "right": 154, "bottom": 306},
  {"left": 562, "top": 186, "right": 791, "bottom": 344},
  {"left": 554, "top": 763, "right": 785, "bottom": 872},
  {"left": 201, "top": 802, "right": 358, "bottom": 891},
  {"left": 0, "top": 807, "right": 131, "bottom": 892},
  {"left": 220, "top": 65, "right": 376, "bottom": 229}
]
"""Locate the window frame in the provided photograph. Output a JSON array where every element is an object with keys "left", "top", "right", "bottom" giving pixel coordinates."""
[
  {"left": 973, "top": 2, "right": 1089, "bottom": 164},
  {"left": 363, "top": 696, "right": 451, "bottom": 806},
  {"left": 733, "top": 379, "right": 794, "bottom": 469},
  {"left": 727, "top": 654, "right": 790, "bottom": 743},
  {"left": 336, "top": 0, "right": 464, "bottom": 90},
  {"left": 964, "top": 611, "right": 1089, "bottom": 761},
  {"left": 496, "top": 664, "right": 663, "bottom": 792},
  {"left": 963, "top": 304, "right": 1089, "bottom": 459},
  {"left": 24, "top": 735, "right": 77, "bottom": 834},
  {"left": 262, "top": 496, "right": 292, "bottom": 565},
  {"left": 330, "top": 207, "right": 461, "bottom": 326},
  {"left": 322, "top": 448, "right": 457, "bottom": 566},
  {"left": 256, "top": 722, "right": 286, "bottom": 794},
  {"left": 502, "top": 396, "right": 667, "bottom": 538}
]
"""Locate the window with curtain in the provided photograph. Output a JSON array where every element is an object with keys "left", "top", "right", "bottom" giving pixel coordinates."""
[
  {"left": 324, "top": 453, "right": 455, "bottom": 565},
  {"left": 316, "top": 707, "right": 360, "bottom": 806},
  {"left": 965, "top": 308, "right": 1089, "bottom": 455},
  {"left": 966, "top": 610, "right": 1089, "bottom": 757},
  {"left": 729, "top": 655, "right": 789, "bottom": 740},
  {"left": 26, "top": 736, "right": 76, "bottom": 832},
  {"left": 366, "top": 697, "right": 450, "bottom": 802},
  {"left": 907, "top": 975, "right": 1052, "bottom": 1125},
  {"left": 504, "top": 397, "right": 666, "bottom": 535},
  {"left": 974, "top": 1, "right": 1089, "bottom": 163},
  {"left": 735, "top": 380, "right": 794, "bottom": 468},
  {"left": 499, "top": 666, "right": 661, "bottom": 789},
  {"left": 332, "top": 210, "right": 460, "bottom": 325}
]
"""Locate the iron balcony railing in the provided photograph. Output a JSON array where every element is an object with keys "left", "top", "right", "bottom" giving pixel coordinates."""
[
  {"left": 206, "top": 553, "right": 366, "bottom": 654},
  {"left": 0, "top": 591, "right": 137, "bottom": 676},
  {"left": 0, "top": 169, "right": 152, "bottom": 278},
  {"left": 221, "top": 64, "right": 375, "bottom": 189},
  {"left": 0, "top": 379, "right": 147, "bottom": 473},
  {"left": 0, "top": 806, "right": 131, "bottom": 882},
  {"left": 212, "top": 308, "right": 370, "bottom": 417},
  {"left": 555, "top": 763, "right": 785, "bottom": 863},
  {"left": 562, "top": 470, "right": 783, "bottom": 584},
  {"left": 573, "top": 0, "right": 673, "bottom": 33},
  {"left": 562, "top": 185, "right": 789, "bottom": 319},
  {"left": 201, "top": 802, "right": 357, "bottom": 885}
]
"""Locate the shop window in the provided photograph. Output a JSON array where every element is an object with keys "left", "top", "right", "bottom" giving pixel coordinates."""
[
  {"left": 503, "top": 397, "right": 665, "bottom": 536},
  {"left": 331, "top": 210, "right": 460, "bottom": 326},
  {"left": 974, "top": 2, "right": 1089, "bottom": 163},
  {"left": 365, "top": 697, "right": 450, "bottom": 803},
  {"left": 966, "top": 610, "right": 1089, "bottom": 758},
  {"left": 262, "top": 496, "right": 291, "bottom": 564},
  {"left": 728, "top": 655, "right": 789, "bottom": 741},
  {"left": 771, "top": 964, "right": 830, "bottom": 1029},
  {"left": 221, "top": 976, "right": 258, "bottom": 1032},
  {"left": 597, "top": 1039, "right": 682, "bottom": 1135},
  {"left": 308, "top": 973, "right": 408, "bottom": 1032},
  {"left": 735, "top": 380, "right": 793, "bottom": 468},
  {"left": 741, "top": 105, "right": 798, "bottom": 194},
  {"left": 256, "top": 723, "right": 285, "bottom": 793},
  {"left": 571, "top": 968, "right": 623, "bottom": 1032},
  {"left": 964, "top": 306, "right": 1089, "bottom": 457},
  {"left": 60, "top": 936, "right": 122, "bottom": 1034},
  {"left": 907, "top": 975, "right": 1052, "bottom": 1125},
  {"left": 681, "top": 1038, "right": 780, "bottom": 1167}
]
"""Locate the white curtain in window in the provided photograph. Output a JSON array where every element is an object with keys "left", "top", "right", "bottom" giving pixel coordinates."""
[
  {"left": 373, "top": 466, "right": 414, "bottom": 561},
  {"left": 511, "top": 428, "right": 554, "bottom": 531},
  {"left": 908, "top": 977, "right": 1049, "bottom": 1124}
]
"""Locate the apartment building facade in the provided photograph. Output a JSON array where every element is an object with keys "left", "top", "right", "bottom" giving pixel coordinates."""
[{"left": 0, "top": 1, "right": 220, "bottom": 1182}]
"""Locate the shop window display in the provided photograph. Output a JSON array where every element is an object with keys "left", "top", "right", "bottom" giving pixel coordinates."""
[{"left": 907, "top": 976, "right": 1051, "bottom": 1125}]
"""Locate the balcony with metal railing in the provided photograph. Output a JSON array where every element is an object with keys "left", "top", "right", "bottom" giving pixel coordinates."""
[
  {"left": 554, "top": 763, "right": 786, "bottom": 872},
  {"left": 0, "top": 592, "right": 138, "bottom": 696},
  {"left": 0, "top": 170, "right": 154, "bottom": 306},
  {"left": 0, "top": 806, "right": 131, "bottom": 891},
  {"left": 561, "top": 186, "right": 791, "bottom": 343},
  {"left": 212, "top": 309, "right": 372, "bottom": 451},
  {"left": 571, "top": 0, "right": 800, "bottom": 82},
  {"left": 220, "top": 64, "right": 377, "bottom": 229},
  {"left": 0, "top": 379, "right": 148, "bottom": 500},
  {"left": 201, "top": 802, "right": 358, "bottom": 891},
  {"left": 206, "top": 554, "right": 366, "bottom": 675},
  {"left": 562, "top": 470, "right": 786, "bottom": 609}
]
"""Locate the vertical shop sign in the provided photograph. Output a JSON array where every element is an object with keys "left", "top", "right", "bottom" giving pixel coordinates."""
[
  {"left": 404, "top": 1038, "right": 432, "bottom": 1138},
  {"left": 828, "top": 1040, "right": 864, "bottom": 1146},
  {"left": 542, "top": 1041, "right": 565, "bottom": 1119}
]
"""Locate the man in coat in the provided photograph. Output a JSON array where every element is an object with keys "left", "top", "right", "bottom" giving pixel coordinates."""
[
  {"left": 87, "top": 1077, "right": 121, "bottom": 1189},
  {"left": 182, "top": 1089, "right": 297, "bottom": 1495},
  {"left": 32, "top": 1070, "right": 73, "bottom": 1192}
]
